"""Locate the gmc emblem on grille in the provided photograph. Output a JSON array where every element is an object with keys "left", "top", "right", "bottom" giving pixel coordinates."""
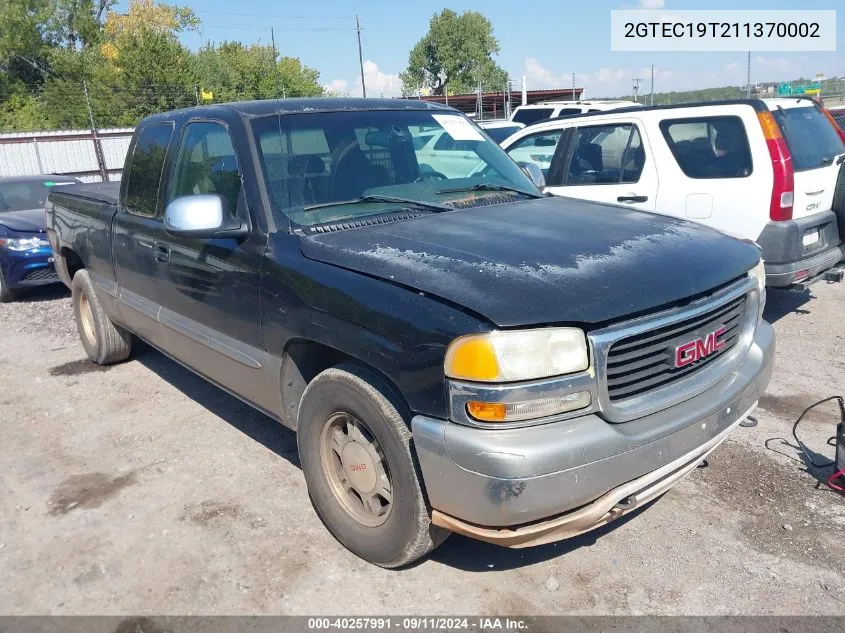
[{"left": 674, "top": 326, "right": 727, "bottom": 368}]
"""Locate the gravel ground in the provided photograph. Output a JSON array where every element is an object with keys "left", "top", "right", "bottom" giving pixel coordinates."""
[{"left": 1, "top": 280, "right": 844, "bottom": 615}]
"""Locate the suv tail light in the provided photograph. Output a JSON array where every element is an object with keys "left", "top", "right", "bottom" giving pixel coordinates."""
[
  {"left": 757, "top": 111, "right": 794, "bottom": 222},
  {"left": 820, "top": 107, "right": 845, "bottom": 145}
]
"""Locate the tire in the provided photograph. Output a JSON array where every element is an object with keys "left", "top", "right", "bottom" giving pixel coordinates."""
[
  {"left": 297, "top": 363, "right": 449, "bottom": 568},
  {"left": 71, "top": 269, "right": 132, "bottom": 364},
  {"left": 832, "top": 163, "right": 845, "bottom": 242},
  {"left": 0, "top": 268, "right": 16, "bottom": 302}
]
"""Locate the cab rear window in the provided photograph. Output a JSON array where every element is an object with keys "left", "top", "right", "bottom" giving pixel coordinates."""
[
  {"left": 659, "top": 116, "right": 752, "bottom": 179},
  {"left": 772, "top": 105, "right": 845, "bottom": 172}
]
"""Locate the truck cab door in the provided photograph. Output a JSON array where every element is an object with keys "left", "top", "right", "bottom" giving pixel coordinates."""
[
  {"left": 112, "top": 122, "right": 174, "bottom": 345},
  {"left": 545, "top": 120, "right": 658, "bottom": 211},
  {"left": 154, "top": 120, "right": 272, "bottom": 412}
]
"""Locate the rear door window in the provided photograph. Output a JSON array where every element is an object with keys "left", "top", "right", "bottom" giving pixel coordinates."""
[
  {"left": 512, "top": 108, "right": 555, "bottom": 125},
  {"left": 772, "top": 105, "right": 845, "bottom": 171},
  {"left": 660, "top": 116, "right": 752, "bottom": 179},
  {"left": 564, "top": 124, "right": 645, "bottom": 185},
  {"left": 124, "top": 123, "right": 174, "bottom": 216}
]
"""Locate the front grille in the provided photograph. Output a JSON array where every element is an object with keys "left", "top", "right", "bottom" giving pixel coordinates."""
[
  {"left": 605, "top": 294, "right": 747, "bottom": 403},
  {"left": 23, "top": 267, "right": 59, "bottom": 283}
]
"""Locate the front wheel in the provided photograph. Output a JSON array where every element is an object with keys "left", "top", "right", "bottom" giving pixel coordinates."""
[
  {"left": 0, "top": 268, "right": 16, "bottom": 302},
  {"left": 297, "top": 364, "right": 448, "bottom": 568}
]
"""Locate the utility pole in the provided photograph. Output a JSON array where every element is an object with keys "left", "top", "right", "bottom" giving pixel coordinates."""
[
  {"left": 83, "top": 81, "right": 108, "bottom": 182},
  {"left": 746, "top": 51, "right": 752, "bottom": 98},
  {"left": 356, "top": 15, "right": 366, "bottom": 97},
  {"left": 572, "top": 73, "right": 576, "bottom": 101},
  {"left": 632, "top": 77, "right": 642, "bottom": 103},
  {"left": 650, "top": 65, "right": 654, "bottom": 106},
  {"left": 271, "top": 27, "right": 282, "bottom": 100}
]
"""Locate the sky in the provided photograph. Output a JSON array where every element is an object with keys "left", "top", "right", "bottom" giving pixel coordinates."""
[{"left": 147, "top": 0, "right": 843, "bottom": 98}]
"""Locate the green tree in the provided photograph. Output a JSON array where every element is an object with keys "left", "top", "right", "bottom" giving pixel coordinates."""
[
  {"left": 192, "top": 41, "right": 322, "bottom": 103},
  {"left": 399, "top": 9, "right": 508, "bottom": 97}
]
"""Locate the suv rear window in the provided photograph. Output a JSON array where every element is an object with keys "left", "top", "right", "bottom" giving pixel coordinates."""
[
  {"left": 512, "top": 108, "right": 555, "bottom": 125},
  {"left": 660, "top": 116, "right": 752, "bottom": 179},
  {"left": 772, "top": 105, "right": 845, "bottom": 172}
]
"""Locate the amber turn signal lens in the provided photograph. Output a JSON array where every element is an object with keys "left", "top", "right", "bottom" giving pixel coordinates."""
[
  {"left": 466, "top": 401, "right": 507, "bottom": 422},
  {"left": 444, "top": 336, "right": 500, "bottom": 381}
]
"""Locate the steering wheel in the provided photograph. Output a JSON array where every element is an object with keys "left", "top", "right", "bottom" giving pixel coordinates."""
[{"left": 414, "top": 171, "right": 448, "bottom": 183}]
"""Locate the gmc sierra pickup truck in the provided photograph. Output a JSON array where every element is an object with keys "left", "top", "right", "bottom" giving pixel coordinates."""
[{"left": 47, "top": 98, "right": 774, "bottom": 567}]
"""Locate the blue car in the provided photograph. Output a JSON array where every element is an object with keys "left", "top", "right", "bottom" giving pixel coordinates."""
[{"left": 0, "top": 175, "right": 79, "bottom": 301}]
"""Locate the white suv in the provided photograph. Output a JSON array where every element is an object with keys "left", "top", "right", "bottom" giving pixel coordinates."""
[
  {"left": 501, "top": 98, "right": 845, "bottom": 287},
  {"left": 510, "top": 100, "right": 643, "bottom": 126}
]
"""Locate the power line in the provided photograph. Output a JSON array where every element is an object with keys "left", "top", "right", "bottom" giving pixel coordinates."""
[{"left": 193, "top": 10, "right": 350, "bottom": 19}]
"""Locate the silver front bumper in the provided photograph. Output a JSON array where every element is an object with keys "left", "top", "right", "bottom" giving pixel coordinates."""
[{"left": 412, "top": 320, "right": 774, "bottom": 532}]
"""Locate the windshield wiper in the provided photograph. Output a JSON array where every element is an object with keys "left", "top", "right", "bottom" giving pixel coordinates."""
[
  {"left": 304, "top": 194, "right": 452, "bottom": 213},
  {"left": 435, "top": 183, "right": 544, "bottom": 198}
]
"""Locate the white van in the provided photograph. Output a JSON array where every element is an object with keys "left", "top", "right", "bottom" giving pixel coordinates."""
[
  {"left": 510, "top": 100, "right": 643, "bottom": 126},
  {"left": 500, "top": 98, "right": 845, "bottom": 287}
]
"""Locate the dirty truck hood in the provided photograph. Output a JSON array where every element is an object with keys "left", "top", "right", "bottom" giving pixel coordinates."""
[
  {"left": 0, "top": 208, "right": 45, "bottom": 233},
  {"left": 300, "top": 197, "right": 760, "bottom": 327}
]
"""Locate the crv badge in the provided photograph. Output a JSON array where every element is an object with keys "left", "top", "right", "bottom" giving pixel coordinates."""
[{"left": 675, "top": 326, "right": 727, "bottom": 368}]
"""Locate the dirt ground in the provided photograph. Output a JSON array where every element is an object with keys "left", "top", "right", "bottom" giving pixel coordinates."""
[{"left": 1, "top": 281, "right": 844, "bottom": 615}]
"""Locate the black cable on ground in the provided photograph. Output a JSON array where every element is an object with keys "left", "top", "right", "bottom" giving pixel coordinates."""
[{"left": 791, "top": 395, "right": 843, "bottom": 469}]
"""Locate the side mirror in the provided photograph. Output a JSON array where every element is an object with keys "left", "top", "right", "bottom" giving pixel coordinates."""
[
  {"left": 520, "top": 163, "right": 546, "bottom": 189},
  {"left": 163, "top": 194, "right": 247, "bottom": 239}
]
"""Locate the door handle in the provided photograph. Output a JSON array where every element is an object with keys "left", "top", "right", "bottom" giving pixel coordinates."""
[
  {"left": 154, "top": 243, "right": 170, "bottom": 264},
  {"left": 617, "top": 195, "right": 648, "bottom": 203}
]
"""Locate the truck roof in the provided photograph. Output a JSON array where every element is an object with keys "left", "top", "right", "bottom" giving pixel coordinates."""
[{"left": 142, "top": 97, "right": 455, "bottom": 124}]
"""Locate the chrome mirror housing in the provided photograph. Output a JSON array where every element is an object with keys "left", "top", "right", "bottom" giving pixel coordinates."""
[
  {"left": 164, "top": 194, "right": 226, "bottom": 235},
  {"left": 520, "top": 163, "right": 546, "bottom": 189}
]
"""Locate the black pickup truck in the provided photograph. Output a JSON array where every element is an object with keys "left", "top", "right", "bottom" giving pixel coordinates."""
[{"left": 47, "top": 98, "right": 774, "bottom": 567}]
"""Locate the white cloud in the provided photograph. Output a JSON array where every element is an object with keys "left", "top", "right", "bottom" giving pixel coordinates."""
[
  {"left": 753, "top": 55, "right": 793, "bottom": 73},
  {"left": 525, "top": 57, "right": 561, "bottom": 88},
  {"left": 325, "top": 61, "right": 402, "bottom": 98},
  {"left": 360, "top": 60, "right": 402, "bottom": 98},
  {"left": 324, "top": 79, "right": 348, "bottom": 95},
  {"left": 638, "top": 0, "right": 665, "bottom": 8},
  {"left": 524, "top": 58, "right": 672, "bottom": 97}
]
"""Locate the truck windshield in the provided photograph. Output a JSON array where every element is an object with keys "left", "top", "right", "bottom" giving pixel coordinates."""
[{"left": 250, "top": 109, "right": 541, "bottom": 228}]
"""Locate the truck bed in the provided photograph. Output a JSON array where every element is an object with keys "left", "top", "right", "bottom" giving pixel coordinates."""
[{"left": 55, "top": 182, "right": 121, "bottom": 205}]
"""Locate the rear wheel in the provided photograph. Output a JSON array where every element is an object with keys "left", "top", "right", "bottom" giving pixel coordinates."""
[
  {"left": 297, "top": 364, "right": 448, "bottom": 568},
  {"left": 71, "top": 269, "right": 132, "bottom": 364}
]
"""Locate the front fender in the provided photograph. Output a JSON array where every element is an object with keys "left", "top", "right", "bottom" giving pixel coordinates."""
[{"left": 261, "top": 232, "right": 490, "bottom": 419}]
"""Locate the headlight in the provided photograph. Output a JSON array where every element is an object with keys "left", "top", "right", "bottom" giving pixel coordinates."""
[
  {"left": 748, "top": 259, "right": 765, "bottom": 293},
  {"left": 0, "top": 236, "right": 49, "bottom": 251},
  {"left": 444, "top": 328, "right": 589, "bottom": 382},
  {"left": 748, "top": 259, "right": 766, "bottom": 318}
]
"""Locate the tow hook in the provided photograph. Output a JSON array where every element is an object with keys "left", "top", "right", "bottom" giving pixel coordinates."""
[
  {"left": 613, "top": 496, "right": 638, "bottom": 512},
  {"left": 740, "top": 415, "right": 758, "bottom": 428}
]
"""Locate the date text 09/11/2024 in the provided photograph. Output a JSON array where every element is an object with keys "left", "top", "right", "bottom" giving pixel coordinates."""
[{"left": 306, "top": 617, "right": 528, "bottom": 630}]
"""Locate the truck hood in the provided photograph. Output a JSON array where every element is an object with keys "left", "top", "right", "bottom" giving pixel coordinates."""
[
  {"left": 300, "top": 197, "right": 760, "bottom": 327},
  {"left": 0, "top": 208, "right": 45, "bottom": 233}
]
